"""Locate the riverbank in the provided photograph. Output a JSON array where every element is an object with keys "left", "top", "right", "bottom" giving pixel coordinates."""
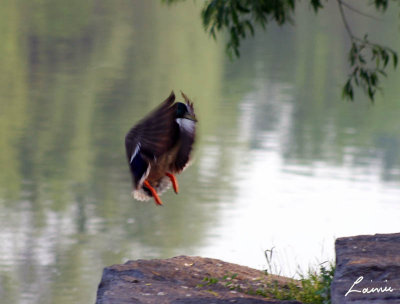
[{"left": 96, "top": 233, "right": 400, "bottom": 304}]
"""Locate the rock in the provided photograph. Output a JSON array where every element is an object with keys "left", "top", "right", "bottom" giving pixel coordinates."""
[
  {"left": 331, "top": 233, "right": 400, "bottom": 304},
  {"left": 96, "top": 256, "right": 302, "bottom": 304}
]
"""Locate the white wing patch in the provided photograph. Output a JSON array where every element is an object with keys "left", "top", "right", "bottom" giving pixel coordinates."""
[
  {"left": 130, "top": 143, "right": 141, "bottom": 164},
  {"left": 137, "top": 163, "right": 151, "bottom": 189},
  {"left": 176, "top": 118, "right": 195, "bottom": 135}
]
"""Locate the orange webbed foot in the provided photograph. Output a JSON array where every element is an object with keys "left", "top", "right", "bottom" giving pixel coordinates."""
[
  {"left": 144, "top": 180, "right": 163, "bottom": 206},
  {"left": 165, "top": 172, "right": 179, "bottom": 194}
]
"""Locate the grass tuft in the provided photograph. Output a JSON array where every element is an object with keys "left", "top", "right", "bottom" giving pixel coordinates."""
[
  {"left": 268, "top": 262, "right": 335, "bottom": 304},
  {"left": 199, "top": 262, "right": 335, "bottom": 304}
]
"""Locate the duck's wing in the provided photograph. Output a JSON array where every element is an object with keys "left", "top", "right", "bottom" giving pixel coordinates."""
[
  {"left": 125, "top": 91, "right": 178, "bottom": 188},
  {"left": 172, "top": 92, "right": 197, "bottom": 173}
]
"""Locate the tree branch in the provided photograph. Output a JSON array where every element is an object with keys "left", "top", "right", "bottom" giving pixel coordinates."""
[
  {"left": 340, "top": 1, "right": 381, "bottom": 21},
  {"left": 337, "top": 0, "right": 354, "bottom": 41}
]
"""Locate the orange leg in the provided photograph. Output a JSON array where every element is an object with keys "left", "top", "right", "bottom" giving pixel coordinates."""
[
  {"left": 165, "top": 172, "right": 179, "bottom": 194},
  {"left": 144, "top": 180, "right": 163, "bottom": 206}
]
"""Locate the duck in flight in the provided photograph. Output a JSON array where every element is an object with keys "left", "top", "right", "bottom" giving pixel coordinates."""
[{"left": 125, "top": 91, "right": 197, "bottom": 205}]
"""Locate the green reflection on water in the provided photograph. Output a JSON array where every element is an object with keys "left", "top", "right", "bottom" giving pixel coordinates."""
[{"left": 0, "top": 1, "right": 225, "bottom": 303}]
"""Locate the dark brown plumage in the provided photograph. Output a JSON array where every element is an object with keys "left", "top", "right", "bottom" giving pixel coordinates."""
[{"left": 125, "top": 91, "right": 197, "bottom": 205}]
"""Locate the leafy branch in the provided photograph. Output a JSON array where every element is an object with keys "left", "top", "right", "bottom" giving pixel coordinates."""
[
  {"left": 201, "top": 0, "right": 299, "bottom": 58},
  {"left": 338, "top": 0, "right": 398, "bottom": 102},
  {"left": 164, "top": 0, "right": 398, "bottom": 102}
]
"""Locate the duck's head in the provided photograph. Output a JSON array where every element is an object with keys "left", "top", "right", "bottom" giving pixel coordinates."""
[{"left": 176, "top": 102, "right": 197, "bottom": 122}]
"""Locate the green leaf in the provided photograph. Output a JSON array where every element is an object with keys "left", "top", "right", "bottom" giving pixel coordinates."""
[
  {"left": 236, "top": 1, "right": 250, "bottom": 13},
  {"left": 245, "top": 20, "right": 254, "bottom": 36},
  {"left": 374, "top": 0, "right": 388, "bottom": 11},
  {"left": 368, "top": 86, "right": 375, "bottom": 100},
  {"left": 230, "top": 26, "right": 239, "bottom": 46},
  {"left": 202, "top": 1, "right": 216, "bottom": 27},
  {"left": 210, "top": 25, "right": 216, "bottom": 40},
  {"left": 310, "top": 0, "right": 323, "bottom": 13},
  {"left": 231, "top": 4, "right": 239, "bottom": 26},
  {"left": 342, "top": 79, "right": 354, "bottom": 101},
  {"left": 370, "top": 72, "right": 378, "bottom": 86},
  {"left": 381, "top": 49, "right": 389, "bottom": 67},
  {"left": 349, "top": 43, "right": 358, "bottom": 66},
  {"left": 377, "top": 69, "right": 387, "bottom": 77},
  {"left": 216, "top": 3, "right": 225, "bottom": 28},
  {"left": 393, "top": 52, "right": 398, "bottom": 68}
]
